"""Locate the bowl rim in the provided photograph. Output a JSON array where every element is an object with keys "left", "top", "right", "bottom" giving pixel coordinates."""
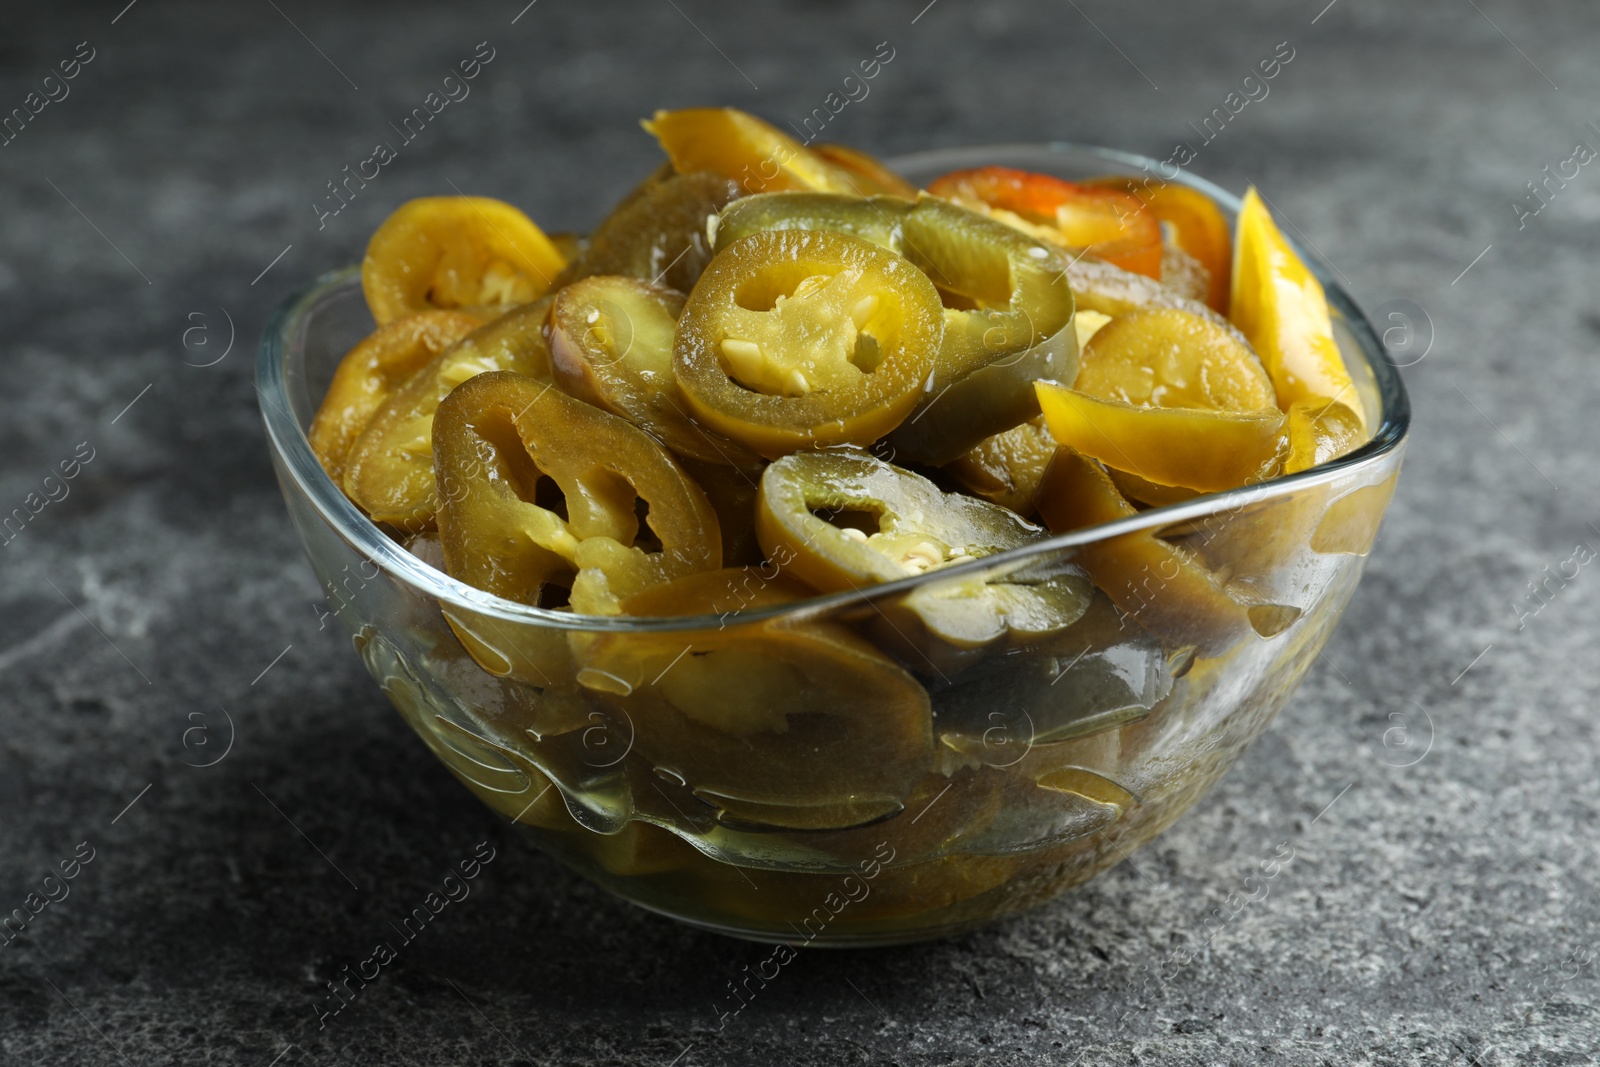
[{"left": 257, "top": 140, "right": 1410, "bottom": 634}]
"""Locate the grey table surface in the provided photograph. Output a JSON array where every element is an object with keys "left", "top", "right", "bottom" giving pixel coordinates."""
[{"left": 2, "top": 1, "right": 1596, "bottom": 1063}]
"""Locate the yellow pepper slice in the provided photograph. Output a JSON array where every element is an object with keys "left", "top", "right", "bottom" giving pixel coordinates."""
[
  {"left": 1229, "top": 188, "right": 1366, "bottom": 432},
  {"left": 1284, "top": 395, "right": 1366, "bottom": 473},
  {"left": 548, "top": 275, "right": 762, "bottom": 470},
  {"left": 362, "top": 196, "right": 566, "bottom": 325},
  {"left": 642, "top": 108, "right": 861, "bottom": 196},
  {"left": 1035, "top": 380, "right": 1284, "bottom": 493}
]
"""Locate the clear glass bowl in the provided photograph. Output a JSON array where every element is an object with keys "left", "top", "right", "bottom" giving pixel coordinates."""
[{"left": 257, "top": 144, "right": 1409, "bottom": 945}]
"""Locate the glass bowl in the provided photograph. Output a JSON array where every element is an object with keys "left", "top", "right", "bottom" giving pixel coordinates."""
[{"left": 257, "top": 143, "right": 1409, "bottom": 946}]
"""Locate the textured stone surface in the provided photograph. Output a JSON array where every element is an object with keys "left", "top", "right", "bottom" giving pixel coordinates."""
[{"left": 2, "top": 1, "right": 1597, "bottom": 1063}]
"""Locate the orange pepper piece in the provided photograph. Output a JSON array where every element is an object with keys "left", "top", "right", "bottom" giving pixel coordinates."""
[
  {"left": 1087, "top": 176, "right": 1233, "bottom": 311},
  {"left": 927, "top": 166, "right": 1163, "bottom": 279}
]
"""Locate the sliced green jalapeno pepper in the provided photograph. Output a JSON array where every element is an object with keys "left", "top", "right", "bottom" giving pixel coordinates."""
[
  {"left": 931, "top": 591, "right": 1173, "bottom": 774},
  {"left": 309, "top": 309, "right": 485, "bottom": 483},
  {"left": 711, "top": 191, "right": 914, "bottom": 253},
  {"left": 433, "top": 371, "right": 721, "bottom": 617},
  {"left": 888, "top": 195, "right": 1078, "bottom": 465},
  {"left": 343, "top": 296, "right": 556, "bottom": 530},
  {"left": 548, "top": 275, "right": 762, "bottom": 469},
  {"left": 679, "top": 458, "right": 765, "bottom": 566},
  {"left": 708, "top": 192, "right": 1079, "bottom": 465},
  {"left": 577, "top": 567, "right": 935, "bottom": 831},
  {"left": 756, "top": 448, "right": 1091, "bottom": 671},
  {"left": 551, "top": 171, "right": 741, "bottom": 295},
  {"left": 674, "top": 229, "right": 945, "bottom": 458}
]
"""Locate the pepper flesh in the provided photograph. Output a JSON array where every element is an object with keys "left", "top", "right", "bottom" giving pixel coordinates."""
[
  {"left": 889, "top": 195, "right": 1079, "bottom": 464},
  {"left": 928, "top": 166, "right": 1163, "bottom": 279},
  {"left": 1284, "top": 396, "right": 1365, "bottom": 473},
  {"left": 1035, "top": 447, "right": 1253, "bottom": 653},
  {"left": 712, "top": 191, "right": 914, "bottom": 253},
  {"left": 1035, "top": 379, "right": 1285, "bottom": 493},
  {"left": 1069, "top": 257, "right": 1243, "bottom": 335},
  {"left": 343, "top": 297, "right": 556, "bottom": 530},
  {"left": 710, "top": 191, "right": 1080, "bottom": 464},
  {"left": 944, "top": 415, "right": 1057, "bottom": 518},
  {"left": 1087, "top": 176, "right": 1234, "bottom": 311},
  {"left": 675, "top": 229, "right": 944, "bottom": 457},
  {"left": 361, "top": 197, "right": 565, "bottom": 325},
  {"left": 309, "top": 309, "right": 484, "bottom": 482},
  {"left": 679, "top": 458, "right": 764, "bottom": 566},
  {"left": 1073, "top": 307, "right": 1276, "bottom": 412},
  {"left": 433, "top": 371, "right": 721, "bottom": 617}
]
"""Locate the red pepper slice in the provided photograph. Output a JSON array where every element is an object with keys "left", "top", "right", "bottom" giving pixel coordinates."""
[{"left": 927, "top": 166, "right": 1163, "bottom": 279}]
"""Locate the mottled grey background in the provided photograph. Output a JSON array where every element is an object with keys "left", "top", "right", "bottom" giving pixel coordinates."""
[{"left": 2, "top": 0, "right": 1596, "bottom": 1064}]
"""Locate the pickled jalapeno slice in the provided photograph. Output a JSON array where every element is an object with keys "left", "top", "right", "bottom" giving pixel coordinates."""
[
  {"left": 1073, "top": 307, "right": 1275, "bottom": 412},
  {"left": 550, "top": 171, "right": 741, "bottom": 295},
  {"left": 342, "top": 297, "right": 557, "bottom": 529},
  {"left": 1035, "top": 379, "right": 1285, "bottom": 494},
  {"left": 711, "top": 191, "right": 1079, "bottom": 464},
  {"left": 1035, "top": 307, "right": 1286, "bottom": 493},
  {"left": 757, "top": 449, "right": 1091, "bottom": 659},
  {"left": 1036, "top": 447, "right": 1253, "bottom": 652},
  {"left": 678, "top": 458, "right": 765, "bottom": 567},
  {"left": 927, "top": 166, "right": 1163, "bottom": 279},
  {"left": 1066, "top": 255, "right": 1236, "bottom": 323},
  {"left": 576, "top": 568, "right": 935, "bottom": 832},
  {"left": 309, "top": 309, "right": 484, "bottom": 481},
  {"left": 887, "top": 195, "right": 1079, "bottom": 465},
  {"left": 643, "top": 107, "right": 863, "bottom": 196},
  {"left": 433, "top": 371, "right": 721, "bottom": 616},
  {"left": 711, "top": 191, "right": 915, "bottom": 253},
  {"left": 943, "top": 415, "right": 1057, "bottom": 518},
  {"left": 548, "top": 275, "right": 761, "bottom": 469},
  {"left": 362, "top": 196, "right": 566, "bottom": 325},
  {"left": 674, "top": 229, "right": 944, "bottom": 457}
]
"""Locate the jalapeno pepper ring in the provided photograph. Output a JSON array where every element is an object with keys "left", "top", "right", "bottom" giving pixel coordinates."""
[
  {"left": 362, "top": 196, "right": 565, "bottom": 325},
  {"left": 343, "top": 297, "right": 557, "bottom": 530},
  {"left": 549, "top": 275, "right": 761, "bottom": 470},
  {"left": 757, "top": 449, "right": 1091, "bottom": 668},
  {"left": 887, "top": 195, "right": 1079, "bottom": 465},
  {"left": 674, "top": 229, "right": 944, "bottom": 458},
  {"left": 433, "top": 371, "right": 721, "bottom": 617}
]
